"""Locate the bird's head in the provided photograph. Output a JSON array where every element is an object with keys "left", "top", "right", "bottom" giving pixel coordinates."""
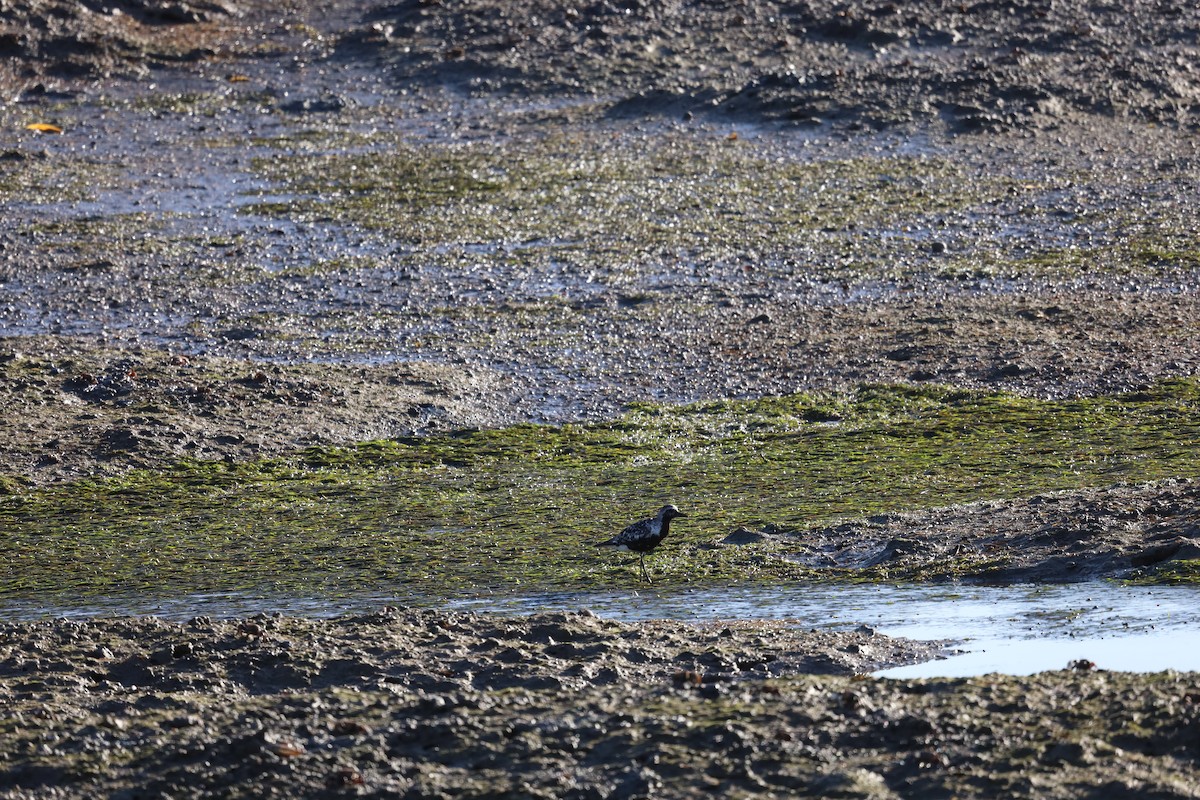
[{"left": 659, "top": 504, "right": 685, "bottom": 520}]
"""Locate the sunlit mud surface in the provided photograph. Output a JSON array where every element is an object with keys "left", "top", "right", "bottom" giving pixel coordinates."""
[{"left": 4, "top": 1, "right": 1200, "bottom": 797}]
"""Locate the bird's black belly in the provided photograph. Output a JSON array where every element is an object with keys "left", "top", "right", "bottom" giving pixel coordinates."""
[{"left": 624, "top": 536, "right": 663, "bottom": 553}]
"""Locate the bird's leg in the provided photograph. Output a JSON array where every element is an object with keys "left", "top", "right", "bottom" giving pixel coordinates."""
[{"left": 640, "top": 553, "right": 651, "bottom": 583}]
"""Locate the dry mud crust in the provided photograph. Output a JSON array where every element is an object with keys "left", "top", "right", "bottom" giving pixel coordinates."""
[
  {"left": 2, "top": 611, "right": 1198, "bottom": 799},
  {"left": 780, "top": 479, "right": 1200, "bottom": 583},
  {"left": 347, "top": 0, "right": 1200, "bottom": 131},
  {"left": 0, "top": 342, "right": 499, "bottom": 487}
]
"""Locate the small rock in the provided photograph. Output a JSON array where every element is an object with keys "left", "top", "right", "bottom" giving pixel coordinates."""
[
  {"left": 884, "top": 346, "right": 919, "bottom": 362},
  {"left": 720, "top": 526, "right": 768, "bottom": 546},
  {"left": 1043, "top": 740, "right": 1092, "bottom": 766},
  {"left": 237, "top": 621, "right": 264, "bottom": 637},
  {"left": 279, "top": 93, "right": 353, "bottom": 114},
  {"left": 995, "top": 362, "right": 1033, "bottom": 378},
  {"left": 331, "top": 719, "right": 371, "bottom": 736}
]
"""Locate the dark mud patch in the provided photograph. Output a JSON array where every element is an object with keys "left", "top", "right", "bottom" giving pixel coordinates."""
[
  {"left": 2, "top": 610, "right": 1198, "bottom": 798},
  {"left": 0, "top": 0, "right": 255, "bottom": 85},
  {"left": 780, "top": 479, "right": 1200, "bottom": 584},
  {"left": 346, "top": 0, "right": 1200, "bottom": 131},
  {"left": 8, "top": 0, "right": 1200, "bottom": 134}
]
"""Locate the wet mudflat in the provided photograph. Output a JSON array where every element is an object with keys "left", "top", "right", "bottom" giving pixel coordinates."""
[
  {"left": 3, "top": 609, "right": 1199, "bottom": 800},
  {"left": 3, "top": 0, "right": 1200, "bottom": 797}
]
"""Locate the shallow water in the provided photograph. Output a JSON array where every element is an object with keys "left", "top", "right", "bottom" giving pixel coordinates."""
[
  {"left": 5, "top": 582, "right": 1199, "bottom": 677},
  {"left": 451, "top": 582, "right": 1200, "bottom": 677}
]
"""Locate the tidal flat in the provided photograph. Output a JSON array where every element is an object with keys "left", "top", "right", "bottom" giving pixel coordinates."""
[{"left": 3, "top": 0, "right": 1200, "bottom": 796}]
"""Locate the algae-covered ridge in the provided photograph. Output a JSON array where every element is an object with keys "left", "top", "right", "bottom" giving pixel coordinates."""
[{"left": 2, "top": 380, "right": 1198, "bottom": 608}]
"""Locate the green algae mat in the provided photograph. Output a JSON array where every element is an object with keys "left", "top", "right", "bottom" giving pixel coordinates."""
[
  {"left": 239, "top": 131, "right": 1200, "bottom": 283},
  {"left": 2, "top": 380, "right": 1198, "bottom": 607}
]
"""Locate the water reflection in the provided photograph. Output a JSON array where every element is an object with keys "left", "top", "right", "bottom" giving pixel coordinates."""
[
  {"left": 4, "top": 582, "right": 1198, "bottom": 677},
  {"left": 450, "top": 582, "right": 1200, "bottom": 676}
]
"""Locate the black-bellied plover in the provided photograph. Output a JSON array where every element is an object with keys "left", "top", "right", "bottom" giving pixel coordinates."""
[{"left": 597, "top": 504, "right": 686, "bottom": 582}]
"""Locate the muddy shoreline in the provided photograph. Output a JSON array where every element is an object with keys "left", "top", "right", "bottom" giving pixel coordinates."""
[
  {"left": 3, "top": 610, "right": 1199, "bottom": 799},
  {"left": 4, "top": 0, "right": 1200, "bottom": 797}
]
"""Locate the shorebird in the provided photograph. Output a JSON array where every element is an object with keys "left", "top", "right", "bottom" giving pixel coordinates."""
[{"left": 597, "top": 504, "right": 686, "bottom": 582}]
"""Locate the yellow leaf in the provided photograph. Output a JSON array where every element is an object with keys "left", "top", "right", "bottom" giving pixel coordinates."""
[
  {"left": 26, "top": 123, "right": 63, "bottom": 134},
  {"left": 226, "top": 74, "right": 250, "bottom": 83}
]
